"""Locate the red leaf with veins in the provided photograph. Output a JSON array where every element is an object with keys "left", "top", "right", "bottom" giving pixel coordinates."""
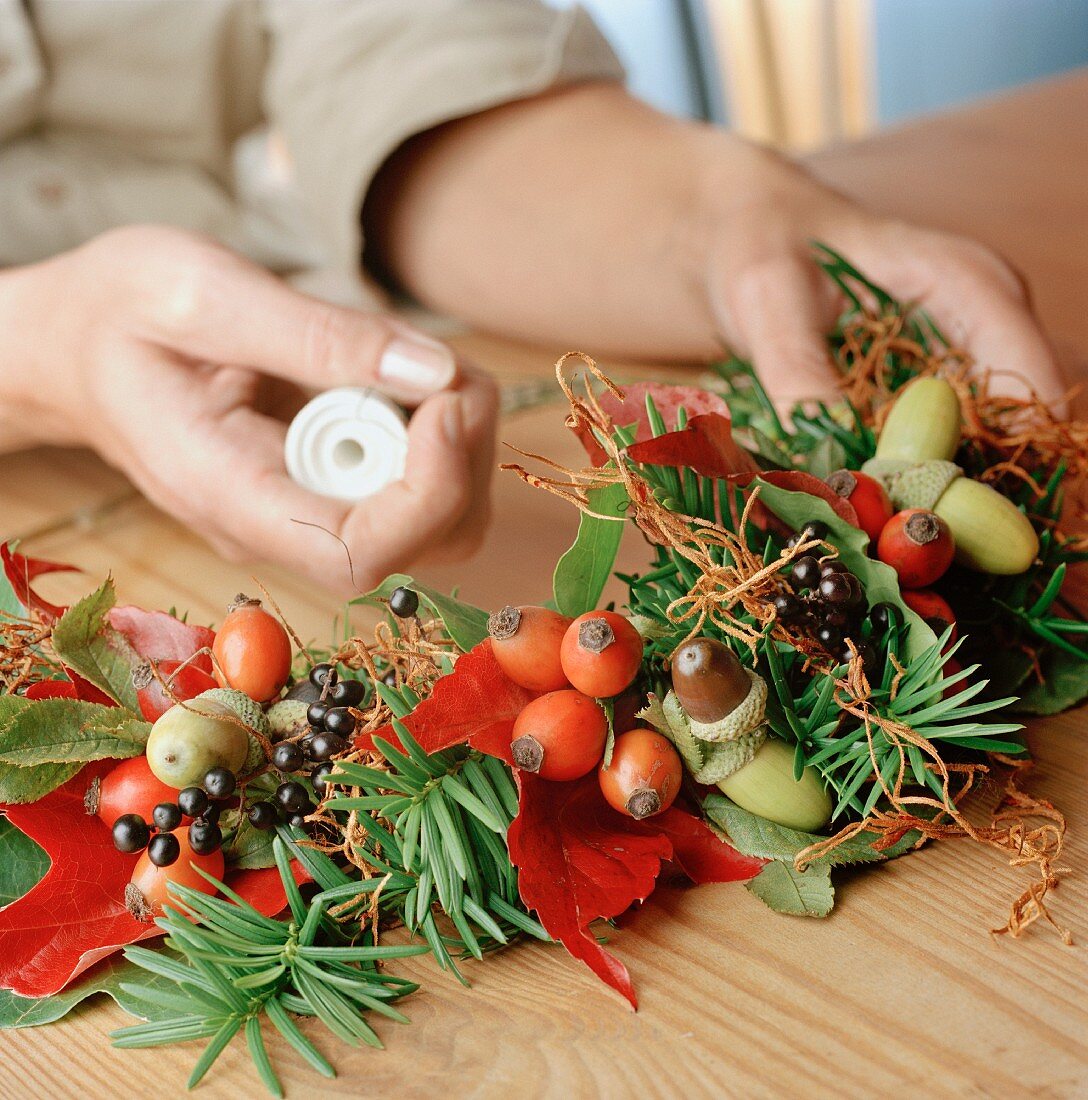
[
  {"left": 109, "top": 606, "right": 215, "bottom": 673},
  {"left": 0, "top": 763, "right": 306, "bottom": 997},
  {"left": 757, "top": 470, "right": 859, "bottom": 528},
  {"left": 625, "top": 413, "right": 760, "bottom": 480},
  {"left": 508, "top": 773, "right": 670, "bottom": 1009},
  {"left": 24, "top": 677, "right": 113, "bottom": 706},
  {"left": 1, "top": 543, "right": 80, "bottom": 622},
  {"left": 507, "top": 778, "right": 763, "bottom": 1008},
  {"left": 360, "top": 640, "right": 537, "bottom": 762},
  {"left": 575, "top": 383, "right": 731, "bottom": 466}
]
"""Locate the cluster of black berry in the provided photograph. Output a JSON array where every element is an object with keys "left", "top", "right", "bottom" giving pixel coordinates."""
[
  {"left": 112, "top": 766, "right": 236, "bottom": 864},
  {"left": 261, "top": 661, "right": 367, "bottom": 830},
  {"left": 775, "top": 522, "right": 876, "bottom": 668}
]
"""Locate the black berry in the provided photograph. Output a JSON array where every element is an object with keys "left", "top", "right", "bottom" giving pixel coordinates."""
[
  {"left": 323, "top": 707, "right": 357, "bottom": 737},
  {"left": 820, "top": 559, "right": 849, "bottom": 577},
  {"left": 389, "top": 586, "right": 419, "bottom": 618},
  {"left": 328, "top": 678, "right": 366, "bottom": 708},
  {"left": 248, "top": 800, "right": 279, "bottom": 830},
  {"left": 287, "top": 811, "right": 310, "bottom": 829},
  {"left": 818, "top": 573, "right": 855, "bottom": 605},
  {"left": 791, "top": 556, "right": 821, "bottom": 589},
  {"left": 202, "top": 802, "right": 223, "bottom": 826},
  {"left": 151, "top": 803, "right": 182, "bottom": 832},
  {"left": 381, "top": 667, "right": 398, "bottom": 688},
  {"left": 311, "top": 762, "right": 336, "bottom": 799},
  {"left": 273, "top": 741, "right": 304, "bottom": 772},
  {"left": 177, "top": 786, "right": 209, "bottom": 818},
  {"left": 869, "top": 602, "right": 898, "bottom": 631},
  {"left": 772, "top": 592, "right": 800, "bottom": 619},
  {"left": 306, "top": 701, "right": 329, "bottom": 729},
  {"left": 188, "top": 819, "right": 223, "bottom": 856},
  {"left": 308, "top": 663, "right": 335, "bottom": 688},
  {"left": 203, "top": 767, "right": 237, "bottom": 800},
  {"left": 276, "top": 781, "right": 310, "bottom": 813},
  {"left": 308, "top": 731, "right": 347, "bottom": 762},
  {"left": 816, "top": 624, "right": 842, "bottom": 649},
  {"left": 113, "top": 813, "right": 150, "bottom": 854},
  {"left": 147, "top": 832, "right": 180, "bottom": 867}
]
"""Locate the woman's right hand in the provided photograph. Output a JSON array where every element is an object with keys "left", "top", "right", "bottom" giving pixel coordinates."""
[{"left": 0, "top": 226, "right": 498, "bottom": 592}]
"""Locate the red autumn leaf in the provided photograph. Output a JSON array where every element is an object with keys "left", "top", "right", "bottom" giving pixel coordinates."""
[
  {"left": 361, "top": 640, "right": 537, "bottom": 763},
  {"left": 507, "top": 775, "right": 764, "bottom": 1009},
  {"left": 109, "top": 606, "right": 215, "bottom": 674},
  {"left": 652, "top": 806, "right": 766, "bottom": 883},
  {"left": 575, "top": 383, "right": 731, "bottom": 466},
  {"left": 0, "top": 763, "right": 306, "bottom": 997},
  {"left": 1, "top": 542, "right": 80, "bottom": 622},
  {"left": 23, "top": 676, "right": 114, "bottom": 707},
  {"left": 625, "top": 413, "right": 761, "bottom": 480},
  {"left": 757, "top": 470, "right": 859, "bottom": 528}
]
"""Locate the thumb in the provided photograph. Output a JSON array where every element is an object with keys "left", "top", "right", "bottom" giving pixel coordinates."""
[
  {"left": 712, "top": 255, "right": 841, "bottom": 410},
  {"left": 142, "top": 240, "right": 457, "bottom": 404}
]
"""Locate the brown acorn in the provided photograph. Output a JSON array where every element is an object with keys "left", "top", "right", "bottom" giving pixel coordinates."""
[{"left": 671, "top": 638, "right": 750, "bottom": 724}]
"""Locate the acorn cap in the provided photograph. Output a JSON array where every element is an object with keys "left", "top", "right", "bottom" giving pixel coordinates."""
[
  {"left": 192, "top": 687, "right": 271, "bottom": 772},
  {"left": 688, "top": 669, "right": 767, "bottom": 744},
  {"left": 885, "top": 459, "right": 962, "bottom": 511}
]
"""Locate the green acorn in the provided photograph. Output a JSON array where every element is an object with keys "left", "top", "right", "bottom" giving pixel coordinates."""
[
  {"left": 933, "top": 477, "right": 1039, "bottom": 575},
  {"left": 192, "top": 687, "right": 271, "bottom": 773},
  {"left": 717, "top": 738, "right": 832, "bottom": 833},
  {"left": 266, "top": 698, "right": 309, "bottom": 742},
  {"left": 865, "top": 458, "right": 1038, "bottom": 575},
  {"left": 875, "top": 376, "right": 962, "bottom": 464}
]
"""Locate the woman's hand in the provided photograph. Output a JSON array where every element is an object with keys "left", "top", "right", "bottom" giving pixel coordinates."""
[
  {"left": 0, "top": 226, "right": 498, "bottom": 591},
  {"left": 694, "top": 139, "right": 1068, "bottom": 409}
]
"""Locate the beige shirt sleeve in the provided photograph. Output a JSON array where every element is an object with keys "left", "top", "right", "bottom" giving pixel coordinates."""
[{"left": 261, "top": 0, "right": 623, "bottom": 291}]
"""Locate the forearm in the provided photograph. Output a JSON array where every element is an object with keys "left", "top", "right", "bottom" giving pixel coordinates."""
[{"left": 366, "top": 83, "right": 798, "bottom": 360}]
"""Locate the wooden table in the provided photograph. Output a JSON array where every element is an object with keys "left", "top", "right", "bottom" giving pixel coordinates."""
[{"left": 3, "top": 72, "right": 1087, "bottom": 1099}]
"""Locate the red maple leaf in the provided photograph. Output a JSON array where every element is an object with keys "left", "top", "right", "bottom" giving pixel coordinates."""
[
  {"left": 0, "top": 763, "right": 306, "bottom": 998},
  {"left": 1, "top": 543, "right": 80, "bottom": 622},
  {"left": 109, "top": 606, "right": 215, "bottom": 673},
  {"left": 625, "top": 412, "right": 761, "bottom": 479},
  {"left": 360, "top": 640, "right": 537, "bottom": 762},
  {"left": 575, "top": 382, "right": 732, "bottom": 466},
  {"left": 508, "top": 775, "right": 763, "bottom": 1008}
]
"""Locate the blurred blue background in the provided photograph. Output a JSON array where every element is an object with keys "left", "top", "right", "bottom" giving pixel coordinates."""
[{"left": 546, "top": 0, "right": 1088, "bottom": 145}]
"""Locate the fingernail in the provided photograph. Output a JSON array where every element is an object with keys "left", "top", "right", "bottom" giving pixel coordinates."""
[
  {"left": 379, "top": 335, "right": 456, "bottom": 394},
  {"left": 443, "top": 394, "right": 464, "bottom": 447}
]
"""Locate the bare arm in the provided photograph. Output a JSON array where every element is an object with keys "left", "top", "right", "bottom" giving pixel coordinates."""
[{"left": 367, "top": 83, "right": 1065, "bottom": 407}]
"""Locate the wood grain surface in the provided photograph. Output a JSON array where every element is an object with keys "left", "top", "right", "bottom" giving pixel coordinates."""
[{"left": 2, "top": 72, "right": 1087, "bottom": 1100}]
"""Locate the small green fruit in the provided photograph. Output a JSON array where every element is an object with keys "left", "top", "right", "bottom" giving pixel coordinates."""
[
  {"left": 717, "top": 738, "right": 832, "bottom": 832},
  {"left": 933, "top": 477, "right": 1039, "bottom": 574},
  {"left": 145, "top": 698, "right": 251, "bottom": 790},
  {"left": 266, "top": 699, "right": 309, "bottom": 742},
  {"left": 875, "top": 377, "right": 962, "bottom": 464},
  {"left": 194, "top": 687, "right": 270, "bottom": 736}
]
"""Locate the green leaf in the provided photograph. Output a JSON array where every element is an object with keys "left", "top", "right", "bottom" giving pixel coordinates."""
[
  {"left": 352, "top": 574, "right": 488, "bottom": 653},
  {"left": 745, "top": 859, "right": 834, "bottom": 917},
  {"left": 0, "top": 955, "right": 177, "bottom": 1029},
  {"left": 0, "top": 760, "right": 82, "bottom": 804},
  {"left": 51, "top": 579, "right": 140, "bottom": 709},
  {"left": 0, "top": 698, "right": 148, "bottom": 765},
  {"left": 753, "top": 478, "right": 936, "bottom": 661},
  {"left": 1015, "top": 646, "right": 1088, "bottom": 715},
  {"left": 552, "top": 482, "right": 628, "bottom": 617},
  {"left": 0, "top": 817, "right": 50, "bottom": 906},
  {"left": 704, "top": 793, "right": 917, "bottom": 867},
  {"left": 222, "top": 816, "right": 278, "bottom": 869}
]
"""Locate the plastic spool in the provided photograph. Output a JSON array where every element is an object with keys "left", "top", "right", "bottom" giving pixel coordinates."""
[{"left": 285, "top": 388, "right": 408, "bottom": 501}]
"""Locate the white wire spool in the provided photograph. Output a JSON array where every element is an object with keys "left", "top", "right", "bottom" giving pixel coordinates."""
[{"left": 284, "top": 388, "right": 408, "bottom": 501}]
